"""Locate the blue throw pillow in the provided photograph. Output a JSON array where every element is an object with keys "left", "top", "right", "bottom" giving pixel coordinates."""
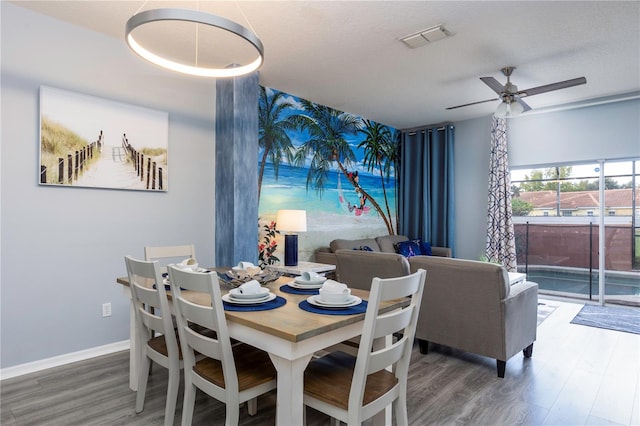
[
  {"left": 394, "top": 239, "right": 433, "bottom": 257},
  {"left": 394, "top": 240, "right": 422, "bottom": 258},
  {"left": 418, "top": 240, "right": 432, "bottom": 256}
]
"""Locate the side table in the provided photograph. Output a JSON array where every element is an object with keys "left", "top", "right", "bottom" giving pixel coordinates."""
[
  {"left": 508, "top": 272, "right": 527, "bottom": 286},
  {"left": 267, "top": 261, "right": 336, "bottom": 278}
]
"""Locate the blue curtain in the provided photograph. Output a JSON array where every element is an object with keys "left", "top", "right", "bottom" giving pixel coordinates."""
[{"left": 398, "top": 125, "right": 455, "bottom": 256}]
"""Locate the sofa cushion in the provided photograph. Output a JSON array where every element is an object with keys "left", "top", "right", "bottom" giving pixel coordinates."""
[
  {"left": 330, "top": 238, "right": 381, "bottom": 252},
  {"left": 375, "top": 235, "right": 409, "bottom": 253}
]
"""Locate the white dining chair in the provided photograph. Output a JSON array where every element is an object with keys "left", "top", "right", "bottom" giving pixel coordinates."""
[
  {"left": 303, "top": 269, "right": 427, "bottom": 426},
  {"left": 124, "top": 255, "right": 182, "bottom": 426},
  {"left": 167, "top": 265, "right": 277, "bottom": 426}
]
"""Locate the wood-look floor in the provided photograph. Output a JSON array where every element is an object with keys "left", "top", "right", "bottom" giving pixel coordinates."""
[{"left": 2, "top": 299, "right": 639, "bottom": 426}]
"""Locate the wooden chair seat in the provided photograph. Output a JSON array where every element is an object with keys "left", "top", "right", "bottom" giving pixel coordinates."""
[
  {"left": 193, "top": 343, "right": 277, "bottom": 391},
  {"left": 304, "top": 351, "right": 398, "bottom": 410},
  {"left": 147, "top": 332, "right": 182, "bottom": 358}
]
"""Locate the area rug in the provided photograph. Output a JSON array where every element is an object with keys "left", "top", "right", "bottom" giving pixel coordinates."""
[
  {"left": 570, "top": 304, "right": 640, "bottom": 334},
  {"left": 537, "top": 302, "right": 558, "bottom": 326}
]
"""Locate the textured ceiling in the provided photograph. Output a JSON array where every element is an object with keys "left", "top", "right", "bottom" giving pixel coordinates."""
[{"left": 11, "top": 1, "right": 640, "bottom": 129}]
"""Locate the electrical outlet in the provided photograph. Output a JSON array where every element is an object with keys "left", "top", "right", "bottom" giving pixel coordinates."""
[{"left": 102, "top": 302, "right": 112, "bottom": 317}]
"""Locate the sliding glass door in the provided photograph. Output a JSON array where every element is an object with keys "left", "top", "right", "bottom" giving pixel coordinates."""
[{"left": 511, "top": 159, "right": 639, "bottom": 305}]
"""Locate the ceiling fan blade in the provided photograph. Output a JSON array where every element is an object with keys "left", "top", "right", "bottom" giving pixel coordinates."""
[
  {"left": 446, "top": 97, "right": 499, "bottom": 110},
  {"left": 480, "top": 76, "right": 505, "bottom": 95},
  {"left": 515, "top": 97, "right": 532, "bottom": 112},
  {"left": 518, "top": 77, "right": 587, "bottom": 97}
]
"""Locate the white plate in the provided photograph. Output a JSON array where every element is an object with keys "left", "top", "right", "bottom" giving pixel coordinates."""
[
  {"left": 289, "top": 281, "right": 323, "bottom": 289},
  {"left": 222, "top": 292, "right": 276, "bottom": 305},
  {"left": 294, "top": 276, "right": 327, "bottom": 286},
  {"left": 307, "top": 295, "right": 362, "bottom": 308},
  {"left": 228, "top": 287, "right": 270, "bottom": 300}
]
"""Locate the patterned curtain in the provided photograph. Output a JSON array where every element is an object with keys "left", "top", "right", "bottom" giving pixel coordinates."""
[{"left": 486, "top": 117, "right": 517, "bottom": 271}]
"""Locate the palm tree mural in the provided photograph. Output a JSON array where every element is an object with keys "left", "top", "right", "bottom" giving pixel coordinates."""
[
  {"left": 358, "top": 120, "right": 399, "bottom": 234},
  {"left": 258, "top": 86, "right": 297, "bottom": 199},
  {"left": 290, "top": 101, "right": 396, "bottom": 235}
]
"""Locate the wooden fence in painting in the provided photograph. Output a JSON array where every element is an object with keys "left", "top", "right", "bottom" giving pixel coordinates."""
[
  {"left": 121, "top": 133, "right": 164, "bottom": 190},
  {"left": 40, "top": 131, "right": 103, "bottom": 185}
]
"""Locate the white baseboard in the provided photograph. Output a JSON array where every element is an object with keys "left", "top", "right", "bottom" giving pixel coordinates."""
[{"left": 0, "top": 340, "right": 130, "bottom": 381}]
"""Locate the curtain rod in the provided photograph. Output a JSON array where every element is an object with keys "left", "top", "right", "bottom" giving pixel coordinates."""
[
  {"left": 402, "top": 122, "right": 454, "bottom": 135},
  {"left": 405, "top": 125, "right": 453, "bottom": 136}
]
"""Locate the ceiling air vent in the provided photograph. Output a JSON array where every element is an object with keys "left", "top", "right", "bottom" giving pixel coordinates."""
[{"left": 401, "top": 25, "right": 450, "bottom": 48}]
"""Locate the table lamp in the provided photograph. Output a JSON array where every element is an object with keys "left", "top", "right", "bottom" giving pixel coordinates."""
[{"left": 276, "top": 209, "right": 307, "bottom": 266}]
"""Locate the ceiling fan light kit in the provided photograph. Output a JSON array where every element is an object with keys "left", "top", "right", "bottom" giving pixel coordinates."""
[
  {"left": 494, "top": 97, "right": 525, "bottom": 118},
  {"left": 447, "top": 66, "right": 587, "bottom": 118},
  {"left": 125, "top": 8, "right": 264, "bottom": 78}
]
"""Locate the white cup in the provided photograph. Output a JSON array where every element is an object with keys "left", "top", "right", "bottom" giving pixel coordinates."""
[
  {"left": 301, "top": 271, "right": 320, "bottom": 281},
  {"left": 238, "top": 280, "right": 261, "bottom": 294},
  {"left": 236, "top": 261, "right": 255, "bottom": 270}
]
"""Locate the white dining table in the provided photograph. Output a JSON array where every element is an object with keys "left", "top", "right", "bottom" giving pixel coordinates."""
[{"left": 117, "top": 273, "right": 405, "bottom": 425}]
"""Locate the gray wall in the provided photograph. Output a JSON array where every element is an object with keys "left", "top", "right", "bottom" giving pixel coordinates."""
[
  {"left": 453, "top": 116, "right": 493, "bottom": 261},
  {"left": 1, "top": 3, "right": 217, "bottom": 369},
  {"left": 453, "top": 98, "right": 640, "bottom": 261}
]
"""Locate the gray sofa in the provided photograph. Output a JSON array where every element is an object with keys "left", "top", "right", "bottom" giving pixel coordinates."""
[
  {"left": 333, "top": 249, "right": 539, "bottom": 378},
  {"left": 315, "top": 235, "right": 452, "bottom": 272}
]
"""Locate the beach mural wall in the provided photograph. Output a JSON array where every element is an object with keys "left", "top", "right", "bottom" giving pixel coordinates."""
[{"left": 258, "top": 86, "right": 398, "bottom": 267}]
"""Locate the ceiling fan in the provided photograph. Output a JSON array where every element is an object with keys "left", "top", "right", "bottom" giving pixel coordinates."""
[{"left": 446, "top": 66, "right": 587, "bottom": 117}]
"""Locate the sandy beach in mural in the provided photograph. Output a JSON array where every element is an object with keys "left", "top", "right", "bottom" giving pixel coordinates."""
[{"left": 259, "top": 163, "right": 395, "bottom": 262}]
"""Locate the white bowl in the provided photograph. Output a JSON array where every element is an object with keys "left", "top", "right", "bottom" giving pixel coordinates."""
[{"left": 319, "top": 288, "right": 351, "bottom": 304}]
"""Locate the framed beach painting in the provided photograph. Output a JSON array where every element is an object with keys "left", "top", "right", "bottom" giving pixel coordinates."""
[
  {"left": 39, "top": 86, "right": 169, "bottom": 191},
  {"left": 257, "top": 86, "right": 399, "bottom": 266}
]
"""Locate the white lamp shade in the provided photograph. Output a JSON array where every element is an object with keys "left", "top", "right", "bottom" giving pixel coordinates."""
[
  {"left": 495, "top": 99, "right": 524, "bottom": 118},
  {"left": 276, "top": 210, "right": 307, "bottom": 233}
]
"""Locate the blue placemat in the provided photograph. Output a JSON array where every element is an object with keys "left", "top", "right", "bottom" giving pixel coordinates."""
[
  {"left": 298, "top": 300, "right": 368, "bottom": 315},
  {"left": 280, "top": 284, "right": 320, "bottom": 295},
  {"left": 223, "top": 296, "right": 287, "bottom": 312}
]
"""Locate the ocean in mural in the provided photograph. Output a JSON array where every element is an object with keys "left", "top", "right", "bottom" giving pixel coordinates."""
[
  {"left": 259, "top": 163, "right": 396, "bottom": 217},
  {"left": 259, "top": 163, "right": 397, "bottom": 262}
]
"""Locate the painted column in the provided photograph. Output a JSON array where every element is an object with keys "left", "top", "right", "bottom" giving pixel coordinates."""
[{"left": 215, "top": 72, "right": 259, "bottom": 267}]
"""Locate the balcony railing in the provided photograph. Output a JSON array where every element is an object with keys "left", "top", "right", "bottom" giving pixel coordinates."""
[{"left": 513, "top": 218, "right": 640, "bottom": 304}]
